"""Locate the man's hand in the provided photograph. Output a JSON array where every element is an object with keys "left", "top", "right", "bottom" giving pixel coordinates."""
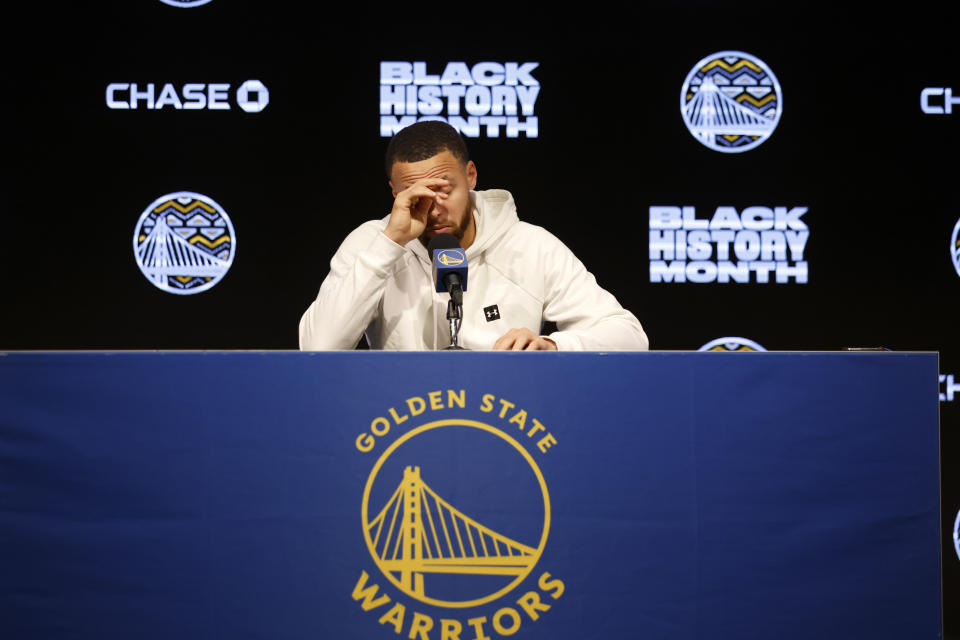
[
  {"left": 384, "top": 179, "right": 450, "bottom": 246},
  {"left": 493, "top": 328, "right": 558, "bottom": 351}
]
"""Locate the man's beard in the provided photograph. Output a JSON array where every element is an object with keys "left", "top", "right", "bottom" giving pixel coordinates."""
[{"left": 418, "top": 203, "right": 470, "bottom": 248}]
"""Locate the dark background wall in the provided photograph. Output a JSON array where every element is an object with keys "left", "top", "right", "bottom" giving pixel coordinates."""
[{"left": 4, "top": 2, "right": 957, "bottom": 634}]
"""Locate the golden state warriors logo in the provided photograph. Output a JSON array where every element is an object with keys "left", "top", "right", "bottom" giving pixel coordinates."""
[
  {"left": 681, "top": 51, "right": 782, "bottom": 153},
  {"left": 951, "top": 217, "right": 960, "bottom": 279},
  {"left": 133, "top": 192, "right": 236, "bottom": 295},
  {"left": 363, "top": 420, "right": 549, "bottom": 608},
  {"left": 353, "top": 391, "right": 564, "bottom": 638},
  {"left": 698, "top": 337, "right": 766, "bottom": 352},
  {"left": 437, "top": 250, "right": 465, "bottom": 267}
]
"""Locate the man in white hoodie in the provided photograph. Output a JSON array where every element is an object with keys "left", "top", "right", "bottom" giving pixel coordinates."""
[{"left": 299, "top": 121, "right": 648, "bottom": 351}]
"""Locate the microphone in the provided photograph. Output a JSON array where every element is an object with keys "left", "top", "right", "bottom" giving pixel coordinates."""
[{"left": 428, "top": 233, "right": 468, "bottom": 305}]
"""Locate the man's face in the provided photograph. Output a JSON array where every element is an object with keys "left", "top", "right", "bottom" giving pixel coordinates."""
[{"left": 389, "top": 150, "right": 478, "bottom": 247}]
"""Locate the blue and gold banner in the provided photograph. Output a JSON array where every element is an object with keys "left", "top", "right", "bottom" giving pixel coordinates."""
[{"left": 0, "top": 352, "right": 941, "bottom": 639}]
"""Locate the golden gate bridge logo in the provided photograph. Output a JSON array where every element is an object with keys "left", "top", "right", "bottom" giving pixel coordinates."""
[
  {"left": 133, "top": 192, "right": 236, "bottom": 295},
  {"left": 362, "top": 419, "right": 549, "bottom": 609},
  {"left": 368, "top": 465, "right": 536, "bottom": 593},
  {"left": 158, "top": 0, "right": 214, "bottom": 7},
  {"left": 954, "top": 509, "right": 960, "bottom": 562},
  {"left": 681, "top": 51, "right": 782, "bottom": 153},
  {"left": 951, "top": 216, "right": 960, "bottom": 279},
  {"left": 699, "top": 337, "right": 766, "bottom": 352}
]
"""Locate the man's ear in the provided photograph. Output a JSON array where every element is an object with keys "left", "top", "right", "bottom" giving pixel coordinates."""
[
  {"left": 389, "top": 180, "right": 397, "bottom": 197},
  {"left": 466, "top": 161, "right": 478, "bottom": 190}
]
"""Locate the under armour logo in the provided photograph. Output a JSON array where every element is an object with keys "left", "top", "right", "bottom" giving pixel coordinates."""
[{"left": 483, "top": 305, "right": 500, "bottom": 322}]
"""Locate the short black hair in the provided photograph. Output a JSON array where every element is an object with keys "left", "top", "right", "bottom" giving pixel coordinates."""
[{"left": 385, "top": 121, "right": 469, "bottom": 178}]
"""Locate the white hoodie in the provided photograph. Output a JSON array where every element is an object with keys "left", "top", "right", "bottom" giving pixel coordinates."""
[{"left": 299, "top": 189, "right": 648, "bottom": 351}]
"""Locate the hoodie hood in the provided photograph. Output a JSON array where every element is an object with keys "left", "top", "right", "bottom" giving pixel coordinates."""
[{"left": 404, "top": 189, "right": 519, "bottom": 263}]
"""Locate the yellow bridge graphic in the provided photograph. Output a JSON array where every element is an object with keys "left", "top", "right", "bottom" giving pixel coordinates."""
[{"left": 367, "top": 466, "right": 537, "bottom": 596}]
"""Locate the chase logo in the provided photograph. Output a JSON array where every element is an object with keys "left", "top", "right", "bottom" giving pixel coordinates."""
[
  {"left": 133, "top": 192, "right": 236, "bottom": 295},
  {"left": 698, "top": 337, "right": 767, "bottom": 352},
  {"left": 942, "top": 374, "right": 958, "bottom": 402},
  {"left": 437, "top": 249, "right": 465, "bottom": 267},
  {"left": 951, "top": 217, "right": 960, "bottom": 278},
  {"left": 353, "top": 391, "right": 563, "bottom": 638},
  {"left": 681, "top": 51, "right": 782, "bottom": 153},
  {"left": 158, "top": 0, "right": 213, "bottom": 6},
  {"left": 106, "top": 80, "right": 268, "bottom": 112},
  {"left": 236, "top": 80, "right": 269, "bottom": 113},
  {"left": 921, "top": 88, "right": 960, "bottom": 114}
]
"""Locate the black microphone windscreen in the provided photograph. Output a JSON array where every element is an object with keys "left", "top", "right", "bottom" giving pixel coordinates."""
[{"left": 427, "top": 233, "right": 460, "bottom": 253}]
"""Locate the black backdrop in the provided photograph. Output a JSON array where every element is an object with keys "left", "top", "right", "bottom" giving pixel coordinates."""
[{"left": 5, "top": 2, "right": 958, "bottom": 635}]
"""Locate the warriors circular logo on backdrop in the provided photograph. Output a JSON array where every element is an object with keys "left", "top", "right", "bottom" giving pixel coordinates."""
[
  {"left": 954, "top": 509, "right": 960, "bottom": 562},
  {"left": 362, "top": 419, "right": 549, "bottom": 609},
  {"left": 158, "top": 0, "right": 214, "bottom": 7},
  {"left": 133, "top": 192, "right": 236, "bottom": 295},
  {"left": 951, "top": 216, "right": 960, "bottom": 278},
  {"left": 698, "top": 337, "right": 767, "bottom": 352},
  {"left": 681, "top": 51, "right": 782, "bottom": 153}
]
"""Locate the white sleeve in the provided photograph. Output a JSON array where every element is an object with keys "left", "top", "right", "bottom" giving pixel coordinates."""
[
  {"left": 540, "top": 232, "right": 649, "bottom": 352},
  {"left": 298, "top": 224, "right": 407, "bottom": 350}
]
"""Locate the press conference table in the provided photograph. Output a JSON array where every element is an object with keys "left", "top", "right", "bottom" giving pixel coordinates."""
[{"left": 0, "top": 351, "right": 942, "bottom": 639}]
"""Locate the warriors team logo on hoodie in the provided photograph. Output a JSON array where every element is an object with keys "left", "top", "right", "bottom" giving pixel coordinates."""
[
  {"left": 133, "top": 191, "right": 236, "bottom": 295},
  {"left": 681, "top": 51, "right": 782, "bottom": 153}
]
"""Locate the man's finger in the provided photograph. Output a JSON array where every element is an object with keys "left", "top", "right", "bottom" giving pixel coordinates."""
[
  {"left": 407, "top": 178, "right": 450, "bottom": 193},
  {"left": 401, "top": 189, "right": 441, "bottom": 218},
  {"left": 411, "top": 195, "right": 434, "bottom": 218},
  {"left": 511, "top": 333, "right": 530, "bottom": 351},
  {"left": 402, "top": 185, "right": 440, "bottom": 205},
  {"left": 494, "top": 329, "right": 522, "bottom": 350}
]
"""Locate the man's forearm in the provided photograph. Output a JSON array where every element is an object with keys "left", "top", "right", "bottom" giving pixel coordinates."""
[
  {"left": 548, "top": 313, "right": 649, "bottom": 351},
  {"left": 299, "top": 231, "right": 406, "bottom": 350}
]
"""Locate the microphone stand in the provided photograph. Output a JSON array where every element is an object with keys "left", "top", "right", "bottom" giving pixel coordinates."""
[
  {"left": 443, "top": 284, "right": 467, "bottom": 350},
  {"left": 444, "top": 299, "right": 466, "bottom": 350}
]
